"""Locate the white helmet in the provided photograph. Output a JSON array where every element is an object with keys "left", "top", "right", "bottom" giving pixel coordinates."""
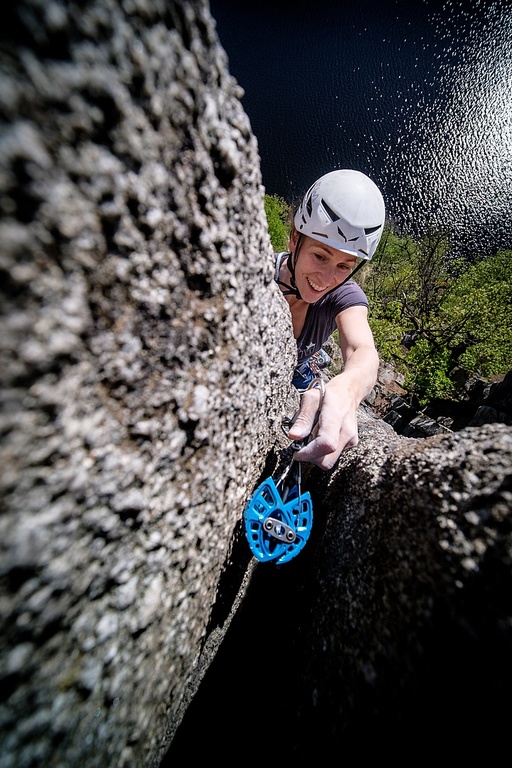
[{"left": 294, "top": 169, "right": 385, "bottom": 260}]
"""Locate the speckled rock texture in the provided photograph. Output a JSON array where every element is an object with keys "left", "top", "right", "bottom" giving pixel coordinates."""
[
  {"left": 0, "top": 2, "right": 295, "bottom": 766},
  {"left": 164, "top": 414, "right": 512, "bottom": 764},
  {"left": 301, "top": 414, "right": 512, "bottom": 760}
]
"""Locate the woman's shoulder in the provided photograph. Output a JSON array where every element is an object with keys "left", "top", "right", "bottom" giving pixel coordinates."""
[
  {"left": 273, "top": 251, "right": 290, "bottom": 280},
  {"left": 323, "top": 280, "right": 369, "bottom": 309}
]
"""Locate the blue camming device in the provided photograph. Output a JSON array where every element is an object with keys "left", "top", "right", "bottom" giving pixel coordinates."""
[{"left": 243, "top": 378, "right": 325, "bottom": 564}]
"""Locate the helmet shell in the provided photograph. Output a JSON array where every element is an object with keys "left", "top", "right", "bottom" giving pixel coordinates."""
[{"left": 294, "top": 169, "right": 385, "bottom": 260}]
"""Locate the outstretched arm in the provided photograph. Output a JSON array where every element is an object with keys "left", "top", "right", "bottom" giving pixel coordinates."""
[{"left": 288, "top": 305, "right": 379, "bottom": 471}]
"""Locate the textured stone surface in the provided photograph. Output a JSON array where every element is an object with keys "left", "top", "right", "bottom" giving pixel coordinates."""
[
  {"left": 300, "top": 418, "right": 512, "bottom": 758},
  {"left": 165, "top": 415, "right": 512, "bottom": 763},
  {"left": 0, "top": 2, "right": 295, "bottom": 766}
]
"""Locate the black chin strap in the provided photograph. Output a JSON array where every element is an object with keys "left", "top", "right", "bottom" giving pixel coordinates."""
[
  {"left": 276, "top": 236, "right": 303, "bottom": 299},
  {"left": 340, "top": 258, "right": 365, "bottom": 286}
]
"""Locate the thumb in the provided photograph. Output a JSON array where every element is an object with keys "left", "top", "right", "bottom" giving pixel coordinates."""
[
  {"left": 288, "top": 386, "right": 322, "bottom": 440},
  {"left": 288, "top": 410, "right": 314, "bottom": 440}
]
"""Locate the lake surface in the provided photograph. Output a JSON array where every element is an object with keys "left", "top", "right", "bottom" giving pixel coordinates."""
[{"left": 210, "top": 0, "right": 512, "bottom": 259}]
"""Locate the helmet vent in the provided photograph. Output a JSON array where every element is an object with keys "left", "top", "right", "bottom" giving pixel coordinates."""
[
  {"left": 306, "top": 192, "right": 313, "bottom": 218},
  {"left": 337, "top": 226, "right": 358, "bottom": 243},
  {"left": 364, "top": 224, "right": 382, "bottom": 235},
  {"left": 321, "top": 199, "right": 339, "bottom": 222}
]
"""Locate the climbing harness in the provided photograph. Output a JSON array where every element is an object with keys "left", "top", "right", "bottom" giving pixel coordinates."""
[{"left": 243, "top": 378, "right": 325, "bottom": 564}]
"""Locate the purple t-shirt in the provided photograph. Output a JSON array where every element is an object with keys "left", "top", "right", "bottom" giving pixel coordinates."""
[{"left": 275, "top": 252, "right": 369, "bottom": 363}]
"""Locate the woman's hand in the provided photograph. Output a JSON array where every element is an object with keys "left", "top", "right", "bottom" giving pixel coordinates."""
[
  {"left": 287, "top": 307, "right": 378, "bottom": 471},
  {"left": 287, "top": 382, "right": 359, "bottom": 471}
]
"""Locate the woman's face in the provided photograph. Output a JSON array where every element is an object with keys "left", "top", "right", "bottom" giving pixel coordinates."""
[{"left": 290, "top": 232, "right": 356, "bottom": 302}]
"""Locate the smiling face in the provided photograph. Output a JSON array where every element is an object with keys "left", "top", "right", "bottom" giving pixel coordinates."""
[{"left": 290, "top": 231, "right": 357, "bottom": 303}]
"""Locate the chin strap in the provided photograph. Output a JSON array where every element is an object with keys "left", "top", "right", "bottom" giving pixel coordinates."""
[
  {"left": 276, "top": 235, "right": 304, "bottom": 299},
  {"left": 341, "top": 258, "right": 365, "bottom": 285}
]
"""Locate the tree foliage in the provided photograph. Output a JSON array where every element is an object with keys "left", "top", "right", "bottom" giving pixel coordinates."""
[
  {"left": 264, "top": 193, "right": 290, "bottom": 252},
  {"left": 440, "top": 251, "right": 512, "bottom": 378},
  {"left": 368, "top": 228, "right": 512, "bottom": 404}
]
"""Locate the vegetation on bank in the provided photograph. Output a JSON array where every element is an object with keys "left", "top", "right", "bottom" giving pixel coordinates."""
[
  {"left": 264, "top": 193, "right": 291, "bottom": 252},
  {"left": 264, "top": 193, "right": 512, "bottom": 407}
]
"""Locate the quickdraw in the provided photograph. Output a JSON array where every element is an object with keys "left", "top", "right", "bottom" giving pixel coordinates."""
[{"left": 243, "top": 378, "right": 325, "bottom": 564}]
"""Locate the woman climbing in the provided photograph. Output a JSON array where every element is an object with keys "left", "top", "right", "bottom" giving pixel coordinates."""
[{"left": 275, "top": 169, "right": 385, "bottom": 471}]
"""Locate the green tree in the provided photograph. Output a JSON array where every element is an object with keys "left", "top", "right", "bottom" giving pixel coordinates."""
[
  {"left": 264, "top": 193, "right": 290, "bottom": 251},
  {"left": 403, "top": 339, "right": 455, "bottom": 402},
  {"left": 366, "top": 225, "right": 456, "bottom": 336},
  {"left": 365, "top": 226, "right": 455, "bottom": 378},
  {"left": 439, "top": 250, "right": 512, "bottom": 378},
  {"left": 368, "top": 228, "right": 512, "bottom": 404}
]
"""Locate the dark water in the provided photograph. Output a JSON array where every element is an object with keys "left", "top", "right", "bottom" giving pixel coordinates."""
[{"left": 210, "top": 0, "right": 512, "bottom": 259}]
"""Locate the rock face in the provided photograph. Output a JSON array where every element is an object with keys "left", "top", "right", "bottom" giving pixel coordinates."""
[
  {"left": 0, "top": 2, "right": 296, "bottom": 766},
  {"left": 166, "top": 415, "right": 512, "bottom": 763},
  {"left": 370, "top": 365, "right": 512, "bottom": 438},
  {"left": 300, "top": 417, "right": 512, "bottom": 759},
  {"left": 1, "top": 2, "right": 511, "bottom": 768}
]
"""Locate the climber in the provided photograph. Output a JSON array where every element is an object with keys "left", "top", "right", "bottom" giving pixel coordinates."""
[{"left": 275, "top": 169, "right": 385, "bottom": 471}]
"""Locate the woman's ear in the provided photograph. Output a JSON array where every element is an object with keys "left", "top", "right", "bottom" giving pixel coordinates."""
[{"left": 289, "top": 228, "right": 299, "bottom": 250}]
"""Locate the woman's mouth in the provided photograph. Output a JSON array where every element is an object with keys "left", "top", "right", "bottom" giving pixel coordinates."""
[{"left": 307, "top": 277, "right": 327, "bottom": 292}]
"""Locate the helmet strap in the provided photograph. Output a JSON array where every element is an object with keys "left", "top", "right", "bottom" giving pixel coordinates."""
[
  {"left": 339, "top": 258, "right": 365, "bottom": 287},
  {"left": 312, "top": 257, "right": 366, "bottom": 299},
  {"left": 276, "top": 234, "right": 303, "bottom": 298}
]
